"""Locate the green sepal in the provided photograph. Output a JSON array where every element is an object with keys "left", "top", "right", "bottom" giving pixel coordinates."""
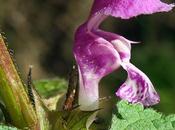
[
  {"left": 50, "top": 108, "right": 98, "bottom": 130},
  {"left": 32, "top": 88, "right": 51, "bottom": 130}
]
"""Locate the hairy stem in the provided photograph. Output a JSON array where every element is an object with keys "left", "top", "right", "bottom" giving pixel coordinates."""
[{"left": 0, "top": 35, "right": 38, "bottom": 129}]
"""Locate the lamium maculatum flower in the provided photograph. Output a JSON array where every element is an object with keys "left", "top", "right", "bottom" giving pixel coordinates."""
[{"left": 74, "top": 0, "right": 174, "bottom": 111}]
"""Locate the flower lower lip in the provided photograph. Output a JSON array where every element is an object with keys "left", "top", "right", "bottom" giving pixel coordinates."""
[{"left": 116, "top": 63, "right": 160, "bottom": 106}]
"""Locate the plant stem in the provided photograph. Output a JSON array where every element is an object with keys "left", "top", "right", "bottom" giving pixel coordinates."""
[{"left": 0, "top": 35, "right": 38, "bottom": 129}]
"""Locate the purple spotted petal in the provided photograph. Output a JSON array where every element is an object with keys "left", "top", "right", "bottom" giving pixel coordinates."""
[
  {"left": 74, "top": 24, "right": 121, "bottom": 110},
  {"left": 90, "top": 0, "right": 174, "bottom": 19},
  {"left": 116, "top": 62, "right": 160, "bottom": 106}
]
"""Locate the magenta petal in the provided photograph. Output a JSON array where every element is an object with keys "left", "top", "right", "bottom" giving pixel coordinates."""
[
  {"left": 74, "top": 25, "right": 121, "bottom": 110},
  {"left": 94, "top": 30, "right": 159, "bottom": 106},
  {"left": 116, "top": 62, "right": 160, "bottom": 106},
  {"left": 93, "top": 30, "right": 133, "bottom": 61},
  {"left": 91, "top": 0, "right": 174, "bottom": 19}
]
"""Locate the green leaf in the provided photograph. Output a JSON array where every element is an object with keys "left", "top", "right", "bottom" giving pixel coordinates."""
[
  {"left": 0, "top": 125, "right": 18, "bottom": 130},
  {"left": 34, "top": 78, "right": 67, "bottom": 98},
  {"left": 111, "top": 100, "right": 175, "bottom": 130}
]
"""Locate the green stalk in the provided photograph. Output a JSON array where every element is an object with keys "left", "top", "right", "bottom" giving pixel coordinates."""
[{"left": 0, "top": 35, "right": 38, "bottom": 129}]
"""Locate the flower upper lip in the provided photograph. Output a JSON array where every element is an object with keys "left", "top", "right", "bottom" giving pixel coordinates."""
[{"left": 90, "top": 0, "right": 174, "bottom": 19}]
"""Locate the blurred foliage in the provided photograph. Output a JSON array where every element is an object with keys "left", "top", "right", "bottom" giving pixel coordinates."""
[
  {"left": 34, "top": 78, "right": 67, "bottom": 98},
  {"left": 0, "top": 0, "right": 92, "bottom": 79},
  {"left": 0, "top": 125, "right": 18, "bottom": 130},
  {"left": 0, "top": 0, "right": 174, "bottom": 118}
]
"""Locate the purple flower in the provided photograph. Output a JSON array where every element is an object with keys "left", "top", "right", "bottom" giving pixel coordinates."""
[{"left": 74, "top": 0, "right": 174, "bottom": 110}]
